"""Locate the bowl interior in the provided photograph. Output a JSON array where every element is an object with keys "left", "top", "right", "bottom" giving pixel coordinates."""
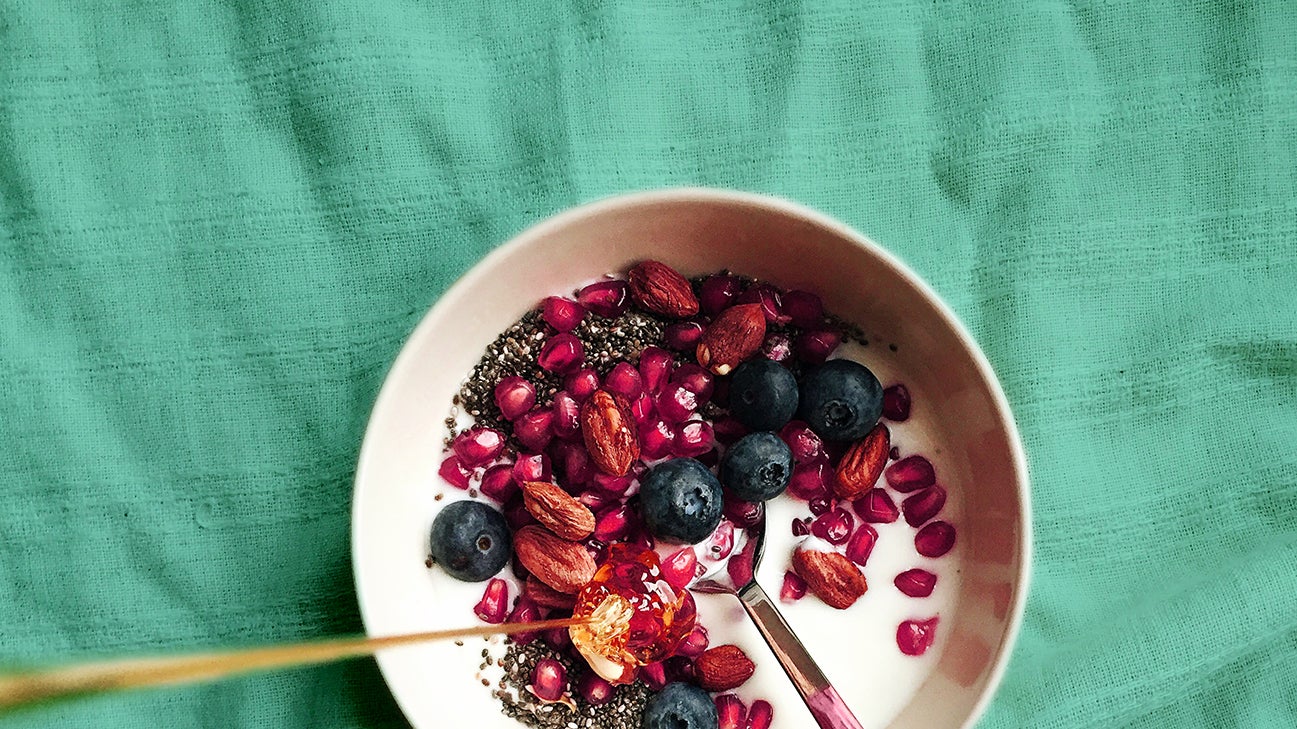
[{"left": 352, "top": 190, "right": 1029, "bottom": 729}]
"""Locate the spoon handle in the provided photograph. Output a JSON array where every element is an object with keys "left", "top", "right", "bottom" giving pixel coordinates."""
[
  {"left": 737, "top": 582, "right": 865, "bottom": 729},
  {"left": 0, "top": 616, "right": 583, "bottom": 713}
]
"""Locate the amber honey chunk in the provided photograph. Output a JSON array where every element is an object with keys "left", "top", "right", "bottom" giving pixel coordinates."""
[{"left": 569, "top": 545, "right": 696, "bottom": 683}]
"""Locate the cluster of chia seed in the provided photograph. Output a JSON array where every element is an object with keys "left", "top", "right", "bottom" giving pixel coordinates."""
[{"left": 494, "top": 640, "right": 651, "bottom": 729}]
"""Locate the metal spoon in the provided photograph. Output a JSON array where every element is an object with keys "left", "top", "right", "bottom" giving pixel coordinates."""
[{"left": 694, "top": 514, "right": 865, "bottom": 729}]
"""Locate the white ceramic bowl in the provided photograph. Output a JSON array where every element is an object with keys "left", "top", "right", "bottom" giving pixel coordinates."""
[{"left": 352, "top": 189, "right": 1030, "bottom": 729}]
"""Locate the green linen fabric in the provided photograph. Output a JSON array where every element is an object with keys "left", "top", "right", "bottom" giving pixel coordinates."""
[{"left": 2, "top": 1, "right": 1294, "bottom": 727}]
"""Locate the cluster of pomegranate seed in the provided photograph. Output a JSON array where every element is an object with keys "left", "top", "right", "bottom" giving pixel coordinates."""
[
  {"left": 715, "top": 692, "right": 774, "bottom": 729},
  {"left": 436, "top": 261, "right": 959, "bottom": 726},
  {"left": 775, "top": 394, "right": 952, "bottom": 655}
]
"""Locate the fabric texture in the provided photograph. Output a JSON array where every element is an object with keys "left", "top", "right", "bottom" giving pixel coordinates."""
[{"left": 1, "top": 1, "right": 1295, "bottom": 727}]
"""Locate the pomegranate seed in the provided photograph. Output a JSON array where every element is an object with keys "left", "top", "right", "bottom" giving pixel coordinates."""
[
  {"left": 795, "top": 330, "right": 842, "bottom": 364},
  {"left": 808, "top": 496, "right": 834, "bottom": 516},
  {"left": 507, "top": 599, "right": 541, "bottom": 644},
  {"left": 578, "top": 489, "right": 618, "bottom": 512},
  {"left": 543, "top": 626, "right": 571, "bottom": 651},
  {"left": 745, "top": 699, "right": 774, "bottom": 729},
  {"left": 591, "top": 472, "right": 633, "bottom": 495},
  {"left": 715, "top": 693, "right": 747, "bottom": 729},
  {"left": 584, "top": 538, "right": 608, "bottom": 563},
  {"left": 699, "top": 274, "right": 742, "bottom": 315},
  {"left": 494, "top": 376, "right": 537, "bottom": 421},
  {"left": 670, "top": 363, "right": 715, "bottom": 403},
  {"left": 437, "top": 456, "right": 471, "bottom": 490},
  {"left": 711, "top": 377, "right": 731, "bottom": 408},
  {"left": 722, "top": 493, "right": 764, "bottom": 527},
  {"left": 854, "top": 488, "right": 899, "bottom": 523},
  {"left": 551, "top": 391, "right": 582, "bottom": 440},
  {"left": 473, "top": 578, "right": 509, "bottom": 624},
  {"left": 604, "top": 362, "right": 643, "bottom": 401},
  {"left": 727, "top": 538, "right": 757, "bottom": 586},
  {"left": 514, "top": 408, "right": 555, "bottom": 452},
  {"left": 512, "top": 453, "right": 551, "bottom": 484},
  {"left": 791, "top": 517, "right": 811, "bottom": 536},
  {"left": 479, "top": 463, "right": 518, "bottom": 502},
  {"left": 895, "top": 569, "right": 938, "bottom": 597},
  {"left": 678, "top": 624, "right": 709, "bottom": 658},
  {"left": 671, "top": 420, "right": 714, "bottom": 458},
  {"left": 712, "top": 417, "right": 749, "bottom": 446},
  {"left": 786, "top": 460, "right": 832, "bottom": 500},
  {"left": 577, "top": 279, "right": 629, "bottom": 318},
  {"left": 552, "top": 440, "right": 592, "bottom": 487},
  {"left": 897, "top": 617, "right": 939, "bottom": 656},
  {"left": 664, "top": 321, "right": 704, "bottom": 351},
  {"left": 511, "top": 553, "right": 531, "bottom": 581},
  {"left": 822, "top": 438, "right": 850, "bottom": 467},
  {"left": 903, "top": 484, "right": 947, "bottom": 527},
  {"left": 737, "top": 283, "right": 789, "bottom": 325},
  {"left": 564, "top": 368, "right": 600, "bottom": 403},
  {"left": 915, "top": 521, "right": 956, "bottom": 557},
  {"left": 882, "top": 383, "right": 911, "bottom": 421},
  {"left": 696, "top": 448, "right": 720, "bottom": 468},
  {"left": 594, "top": 504, "right": 634, "bottom": 542},
  {"left": 661, "top": 547, "right": 698, "bottom": 591},
  {"left": 630, "top": 391, "right": 657, "bottom": 425},
  {"left": 706, "top": 520, "right": 736, "bottom": 560},
  {"left": 782, "top": 290, "right": 825, "bottom": 328},
  {"left": 640, "top": 661, "right": 668, "bottom": 690},
  {"left": 656, "top": 384, "right": 697, "bottom": 423},
  {"left": 542, "top": 296, "right": 586, "bottom": 332},
  {"left": 780, "top": 570, "right": 808, "bottom": 602},
  {"left": 538, "top": 333, "right": 585, "bottom": 374},
  {"left": 846, "top": 523, "right": 878, "bottom": 565},
  {"left": 885, "top": 454, "right": 935, "bottom": 492},
  {"left": 665, "top": 655, "right": 696, "bottom": 683},
  {"left": 577, "top": 672, "right": 614, "bottom": 705},
  {"left": 811, "top": 507, "right": 854, "bottom": 545},
  {"left": 530, "top": 657, "right": 567, "bottom": 701},
  {"left": 760, "top": 332, "right": 793, "bottom": 362},
  {"left": 638, "top": 346, "right": 675, "bottom": 394},
  {"left": 779, "top": 420, "right": 824, "bottom": 464},
  {"left": 503, "top": 495, "right": 538, "bottom": 530},
  {"left": 639, "top": 419, "right": 676, "bottom": 460}
]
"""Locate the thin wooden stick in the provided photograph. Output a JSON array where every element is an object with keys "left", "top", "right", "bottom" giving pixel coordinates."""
[{"left": 0, "top": 616, "right": 586, "bottom": 712}]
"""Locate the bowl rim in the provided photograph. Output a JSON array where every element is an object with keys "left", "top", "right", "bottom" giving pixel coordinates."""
[{"left": 352, "top": 186, "right": 1032, "bottom": 729}]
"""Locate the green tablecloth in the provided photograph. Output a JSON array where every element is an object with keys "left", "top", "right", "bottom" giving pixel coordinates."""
[{"left": 2, "top": 2, "right": 1294, "bottom": 727}]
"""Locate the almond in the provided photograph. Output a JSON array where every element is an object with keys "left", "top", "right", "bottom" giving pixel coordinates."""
[
  {"left": 627, "top": 260, "right": 699, "bottom": 318},
  {"left": 696, "top": 303, "right": 766, "bottom": 375},
  {"left": 524, "top": 576, "right": 577, "bottom": 610},
  {"left": 513, "top": 525, "right": 596, "bottom": 594},
  {"left": 792, "top": 546, "right": 868, "bottom": 609},
  {"left": 833, "top": 423, "right": 890, "bottom": 500},
  {"left": 521, "top": 480, "right": 596, "bottom": 540},
  {"left": 695, "top": 644, "right": 755, "bottom": 691},
  {"left": 580, "top": 389, "right": 640, "bottom": 476}
]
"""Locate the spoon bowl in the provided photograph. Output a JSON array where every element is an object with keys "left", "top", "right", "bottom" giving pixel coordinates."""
[{"left": 694, "top": 515, "right": 865, "bottom": 729}]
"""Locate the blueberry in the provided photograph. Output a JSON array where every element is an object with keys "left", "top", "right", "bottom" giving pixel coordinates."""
[
  {"left": 728, "top": 359, "right": 798, "bottom": 431},
  {"left": 720, "top": 431, "right": 793, "bottom": 502},
  {"left": 798, "top": 359, "right": 882, "bottom": 441},
  {"left": 429, "top": 500, "right": 511, "bottom": 582},
  {"left": 640, "top": 458, "right": 724, "bottom": 544},
  {"left": 642, "top": 682, "right": 718, "bottom": 729}
]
